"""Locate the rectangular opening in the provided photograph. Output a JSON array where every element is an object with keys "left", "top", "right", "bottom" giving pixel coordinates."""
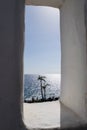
[{"left": 24, "top": 5, "right": 61, "bottom": 129}]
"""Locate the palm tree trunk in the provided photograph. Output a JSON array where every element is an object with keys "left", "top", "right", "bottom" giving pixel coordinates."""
[
  {"left": 44, "top": 87, "right": 46, "bottom": 100},
  {"left": 43, "top": 87, "right": 46, "bottom": 100},
  {"left": 40, "top": 81, "right": 44, "bottom": 100}
]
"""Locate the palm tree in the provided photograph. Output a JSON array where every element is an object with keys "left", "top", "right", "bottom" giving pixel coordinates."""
[{"left": 38, "top": 75, "right": 46, "bottom": 100}]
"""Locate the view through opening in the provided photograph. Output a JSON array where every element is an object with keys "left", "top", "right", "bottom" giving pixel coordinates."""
[{"left": 24, "top": 5, "right": 61, "bottom": 129}]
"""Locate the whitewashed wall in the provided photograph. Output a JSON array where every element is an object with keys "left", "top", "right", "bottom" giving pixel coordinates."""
[{"left": 60, "top": 0, "right": 87, "bottom": 121}]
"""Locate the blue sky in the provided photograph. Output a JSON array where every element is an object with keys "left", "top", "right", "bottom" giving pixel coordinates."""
[{"left": 24, "top": 6, "right": 61, "bottom": 74}]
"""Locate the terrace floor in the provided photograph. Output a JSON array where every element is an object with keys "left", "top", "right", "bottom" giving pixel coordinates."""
[{"left": 24, "top": 101, "right": 85, "bottom": 129}]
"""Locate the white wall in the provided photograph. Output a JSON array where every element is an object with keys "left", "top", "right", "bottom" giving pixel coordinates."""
[{"left": 60, "top": 0, "right": 87, "bottom": 121}]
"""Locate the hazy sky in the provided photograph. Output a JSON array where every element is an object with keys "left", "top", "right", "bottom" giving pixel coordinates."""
[{"left": 24, "top": 6, "right": 61, "bottom": 74}]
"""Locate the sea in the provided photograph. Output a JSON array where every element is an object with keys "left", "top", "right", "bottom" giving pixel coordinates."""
[{"left": 24, "top": 74, "right": 61, "bottom": 100}]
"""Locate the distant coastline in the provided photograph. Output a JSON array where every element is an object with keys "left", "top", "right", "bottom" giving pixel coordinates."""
[{"left": 24, "top": 96, "right": 60, "bottom": 103}]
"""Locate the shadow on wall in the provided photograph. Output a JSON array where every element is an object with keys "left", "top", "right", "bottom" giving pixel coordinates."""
[{"left": 60, "top": 102, "right": 86, "bottom": 130}]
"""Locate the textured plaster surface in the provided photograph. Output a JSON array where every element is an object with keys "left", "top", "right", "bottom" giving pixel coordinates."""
[{"left": 60, "top": 0, "right": 87, "bottom": 121}]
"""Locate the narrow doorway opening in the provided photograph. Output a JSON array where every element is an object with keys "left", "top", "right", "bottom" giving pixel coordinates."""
[{"left": 24, "top": 5, "right": 61, "bottom": 129}]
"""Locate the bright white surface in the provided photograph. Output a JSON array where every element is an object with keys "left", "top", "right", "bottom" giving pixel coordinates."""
[
  {"left": 24, "top": 101, "right": 84, "bottom": 129},
  {"left": 24, "top": 101, "right": 60, "bottom": 129}
]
